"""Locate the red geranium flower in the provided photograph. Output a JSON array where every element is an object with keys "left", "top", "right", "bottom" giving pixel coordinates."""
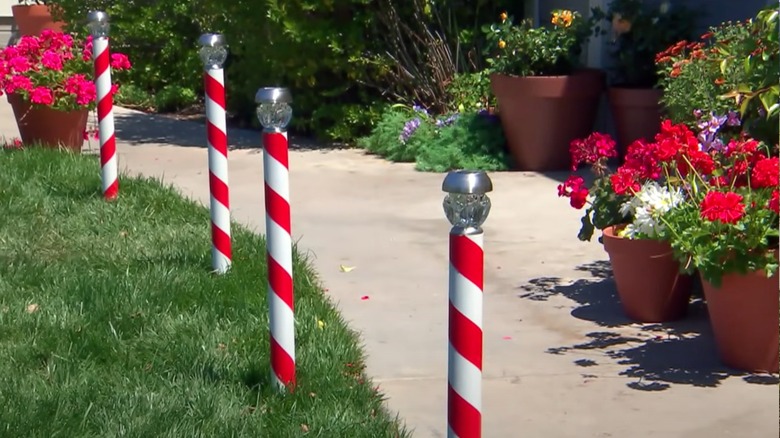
[
  {"left": 557, "top": 175, "right": 589, "bottom": 209},
  {"left": 623, "top": 139, "right": 662, "bottom": 180},
  {"left": 569, "top": 133, "right": 616, "bottom": 170},
  {"left": 769, "top": 190, "right": 779, "bottom": 214},
  {"left": 751, "top": 157, "right": 779, "bottom": 188},
  {"left": 610, "top": 167, "right": 640, "bottom": 195},
  {"left": 654, "top": 119, "right": 698, "bottom": 162},
  {"left": 700, "top": 191, "right": 745, "bottom": 224}
]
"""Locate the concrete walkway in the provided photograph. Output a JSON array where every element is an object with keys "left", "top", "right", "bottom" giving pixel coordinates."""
[{"left": 2, "top": 102, "right": 777, "bottom": 437}]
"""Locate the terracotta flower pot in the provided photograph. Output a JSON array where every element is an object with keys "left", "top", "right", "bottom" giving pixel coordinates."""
[
  {"left": 607, "top": 87, "right": 663, "bottom": 160},
  {"left": 490, "top": 69, "right": 605, "bottom": 171},
  {"left": 8, "top": 93, "right": 88, "bottom": 153},
  {"left": 701, "top": 270, "right": 779, "bottom": 373},
  {"left": 11, "top": 5, "right": 66, "bottom": 37},
  {"left": 602, "top": 226, "right": 693, "bottom": 322}
]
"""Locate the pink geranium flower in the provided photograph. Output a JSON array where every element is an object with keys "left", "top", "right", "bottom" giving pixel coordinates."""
[
  {"left": 41, "top": 50, "right": 64, "bottom": 71},
  {"left": 29, "top": 86, "right": 54, "bottom": 105},
  {"left": 110, "top": 53, "right": 132, "bottom": 70},
  {"left": 0, "top": 31, "right": 131, "bottom": 110}
]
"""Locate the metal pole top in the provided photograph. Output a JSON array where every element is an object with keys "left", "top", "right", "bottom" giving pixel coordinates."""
[
  {"left": 442, "top": 170, "right": 493, "bottom": 195},
  {"left": 198, "top": 33, "right": 226, "bottom": 48},
  {"left": 255, "top": 87, "right": 292, "bottom": 105}
]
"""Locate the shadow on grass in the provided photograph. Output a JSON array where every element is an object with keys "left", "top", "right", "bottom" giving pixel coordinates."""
[
  {"left": 518, "top": 260, "right": 779, "bottom": 391},
  {"left": 113, "top": 108, "right": 346, "bottom": 152}
]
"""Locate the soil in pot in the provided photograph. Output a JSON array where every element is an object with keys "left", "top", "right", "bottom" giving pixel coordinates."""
[
  {"left": 12, "top": 5, "right": 66, "bottom": 37},
  {"left": 490, "top": 69, "right": 605, "bottom": 172},
  {"left": 8, "top": 93, "right": 88, "bottom": 153},
  {"left": 701, "top": 270, "right": 779, "bottom": 373},
  {"left": 607, "top": 87, "right": 663, "bottom": 160},
  {"left": 602, "top": 225, "right": 693, "bottom": 322}
]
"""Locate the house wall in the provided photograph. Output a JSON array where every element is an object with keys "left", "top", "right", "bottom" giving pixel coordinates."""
[{"left": 0, "top": 0, "right": 15, "bottom": 48}]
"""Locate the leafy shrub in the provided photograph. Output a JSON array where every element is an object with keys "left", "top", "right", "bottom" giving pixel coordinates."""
[
  {"left": 53, "top": 0, "right": 524, "bottom": 143},
  {"left": 447, "top": 72, "right": 495, "bottom": 113},
  {"left": 416, "top": 112, "right": 509, "bottom": 172},
  {"left": 114, "top": 84, "right": 154, "bottom": 110},
  {"left": 358, "top": 105, "right": 509, "bottom": 171},
  {"left": 657, "top": 7, "right": 779, "bottom": 145},
  {"left": 154, "top": 85, "right": 199, "bottom": 113}
]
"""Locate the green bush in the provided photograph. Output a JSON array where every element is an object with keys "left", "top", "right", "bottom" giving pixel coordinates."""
[
  {"left": 416, "top": 113, "right": 509, "bottom": 172},
  {"left": 52, "top": 0, "right": 524, "bottom": 143},
  {"left": 358, "top": 105, "right": 509, "bottom": 172},
  {"left": 154, "top": 85, "right": 199, "bottom": 113},
  {"left": 114, "top": 84, "right": 155, "bottom": 110}
]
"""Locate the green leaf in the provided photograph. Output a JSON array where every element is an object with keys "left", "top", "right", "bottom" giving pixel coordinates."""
[{"left": 577, "top": 212, "right": 595, "bottom": 242}]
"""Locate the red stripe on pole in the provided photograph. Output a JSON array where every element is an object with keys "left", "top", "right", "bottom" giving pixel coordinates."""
[
  {"left": 99, "top": 135, "right": 116, "bottom": 166},
  {"left": 267, "top": 256, "right": 294, "bottom": 309},
  {"left": 263, "top": 132, "right": 289, "bottom": 168},
  {"left": 104, "top": 179, "right": 118, "bottom": 200},
  {"left": 204, "top": 74, "right": 226, "bottom": 109},
  {"left": 448, "top": 384, "right": 482, "bottom": 438},
  {"left": 209, "top": 172, "right": 230, "bottom": 208},
  {"left": 207, "top": 122, "right": 228, "bottom": 156},
  {"left": 211, "top": 225, "right": 232, "bottom": 259},
  {"left": 95, "top": 47, "right": 109, "bottom": 75},
  {"left": 449, "top": 304, "right": 483, "bottom": 370},
  {"left": 450, "top": 234, "right": 484, "bottom": 289},
  {"left": 270, "top": 336, "right": 296, "bottom": 388},
  {"left": 264, "top": 184, "right": 291, "bottom": 234}
]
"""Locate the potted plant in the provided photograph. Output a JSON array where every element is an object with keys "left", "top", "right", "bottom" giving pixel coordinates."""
[
  {"left": 594, "top": 0, "right": 696, "bottom": 158},
  {"left": 0, "top": 30, "right": 132, "bottom": 151},
  {"left": 654, "top": 113, "right": 779, "bottom": 373},
  {"left": 12, "top": 1, "right": 66, "bottom": 37},
  {"left": 557, "top": 128, "right": 693, "bottom": 323},
  {"left": 484, "top": 10, "right": 604, "bottom": 171}
]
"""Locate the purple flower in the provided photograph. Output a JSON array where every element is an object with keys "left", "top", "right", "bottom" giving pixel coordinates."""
[
  {"left": 726, "top": 110, "right": 741, "bottom": 127},
  {"left": 412, "top": 105, "right": 429, "bottom": 116},
  {"left": 693, "top": 109, "right": 703, "bottom": 119},
  {"left": 697, "top": 111, "right": 727, "bottom": 152},
  {"left": 435, "top": 113, "right": 460, "bottom": 127},
  {"left": 399, "top": 117, "right": 421, "bottom": 144}
]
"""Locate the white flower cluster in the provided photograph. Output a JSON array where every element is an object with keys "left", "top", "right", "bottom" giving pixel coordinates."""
[{"left": 619, "top": 181, "right": 684, "bottom": 239}]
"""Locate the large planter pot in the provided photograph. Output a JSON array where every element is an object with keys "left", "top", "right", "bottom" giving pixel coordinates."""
[
  {"left": 701, "top": 270, "right": 779, "bottom": 373},
  {"left": 602, "top": 226, "right": 693, "bottom": 322},
  {"left": 607, "top": 87, "right": 663, "bottom": 160},
  {"left": 8, "top": 93, "right": 88, "bottom": 153},
  {"left": 11, "top": 5, "right": 66, "bottom": 37},
  {"left": 490, "top": 69, "right": 605, "bottom": 171}
]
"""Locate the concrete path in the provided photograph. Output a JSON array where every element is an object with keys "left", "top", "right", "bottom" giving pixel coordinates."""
[{"left": 2, "top": 102, "right": 777, "bottom": 437}]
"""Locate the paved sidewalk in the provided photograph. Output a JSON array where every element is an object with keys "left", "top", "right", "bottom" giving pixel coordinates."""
[{"left": 2, "top": 102, "right": 777, "bottom": 437}]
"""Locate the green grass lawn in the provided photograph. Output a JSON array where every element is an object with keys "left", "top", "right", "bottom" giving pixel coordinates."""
[{"left": 0, "top": 148, "right": 408, "bottom": 437}]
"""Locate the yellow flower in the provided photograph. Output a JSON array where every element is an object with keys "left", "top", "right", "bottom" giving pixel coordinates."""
[
  {"left": 552, "top": 9, "right": 574, "bottom": 28},
  {"left": 499, "top": 11, "right": 508, "bottom": 22},
  {"left": 498, "top": 40, "right": 506, "bottom": 49}
]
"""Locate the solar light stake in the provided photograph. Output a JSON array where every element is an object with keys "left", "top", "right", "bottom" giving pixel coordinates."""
[
  {"left": 442, "top": 170, "right": 493, "bottom": 438},
  {"left": 256, "top": 87, "right": 295, "bottom": 392},
  {"left": 198, "top": 33, "right": 232, "bottom": 274},
  {"left": 88, "top": 11, "right": 118, "bottom": 200}
]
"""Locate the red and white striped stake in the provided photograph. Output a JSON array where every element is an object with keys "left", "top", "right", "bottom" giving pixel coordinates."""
[
  {"left": 203, "top": 66, "right": 232, "bottom": 273},
  {"left": 448, "top": 231, "right": 484, "bottom": 438},
  {"left": 442, "top": 170, "right": 492, "bottom": 438},
  {"left": 263, "top": 130, "right": 296, "bottom": 391},
  {"left": 89, "top": 12, "right": 118, "bottom": 200}
]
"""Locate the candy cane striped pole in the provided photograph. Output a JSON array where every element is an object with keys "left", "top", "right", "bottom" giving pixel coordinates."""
[
  {"left": 256, "top": 88, "right": 295, "bottom": 391},
  {"left": 442, "top": 171, "right": 493, "bottom": 438},
  {"left": 198, "top": 34, "right": 232, "bottom": 274},
  {"left": 88, "top": 11, "right": 118, "bottom": 200}
]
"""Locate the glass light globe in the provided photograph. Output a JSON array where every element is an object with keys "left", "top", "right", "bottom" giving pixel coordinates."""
[
  {"left": 198, "top": 34, "right": 228, "bottom": 69},
  {"left": 256, "top": 102, "right": 293, "bottom": 131},
  {"left": 199, "top": 45, "right": 228, "bottom": 69},
  {"left": 443, "top": 193, "right": 492, "bottom": 230},
  {"left": 87, "top": 11, "right": 110, "bottom": 38}
]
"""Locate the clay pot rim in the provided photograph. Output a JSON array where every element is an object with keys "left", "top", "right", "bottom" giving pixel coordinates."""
[{"left": 490, "top": 69, "right": 605, "bottom": 81}]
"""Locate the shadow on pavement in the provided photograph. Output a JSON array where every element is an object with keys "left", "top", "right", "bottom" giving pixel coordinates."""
[
  {"left": 113, "top": 108, "right": 346, "bottom": 152},
  {"left": 518, "top": 260, "right": 780, "bottom": 390}
]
